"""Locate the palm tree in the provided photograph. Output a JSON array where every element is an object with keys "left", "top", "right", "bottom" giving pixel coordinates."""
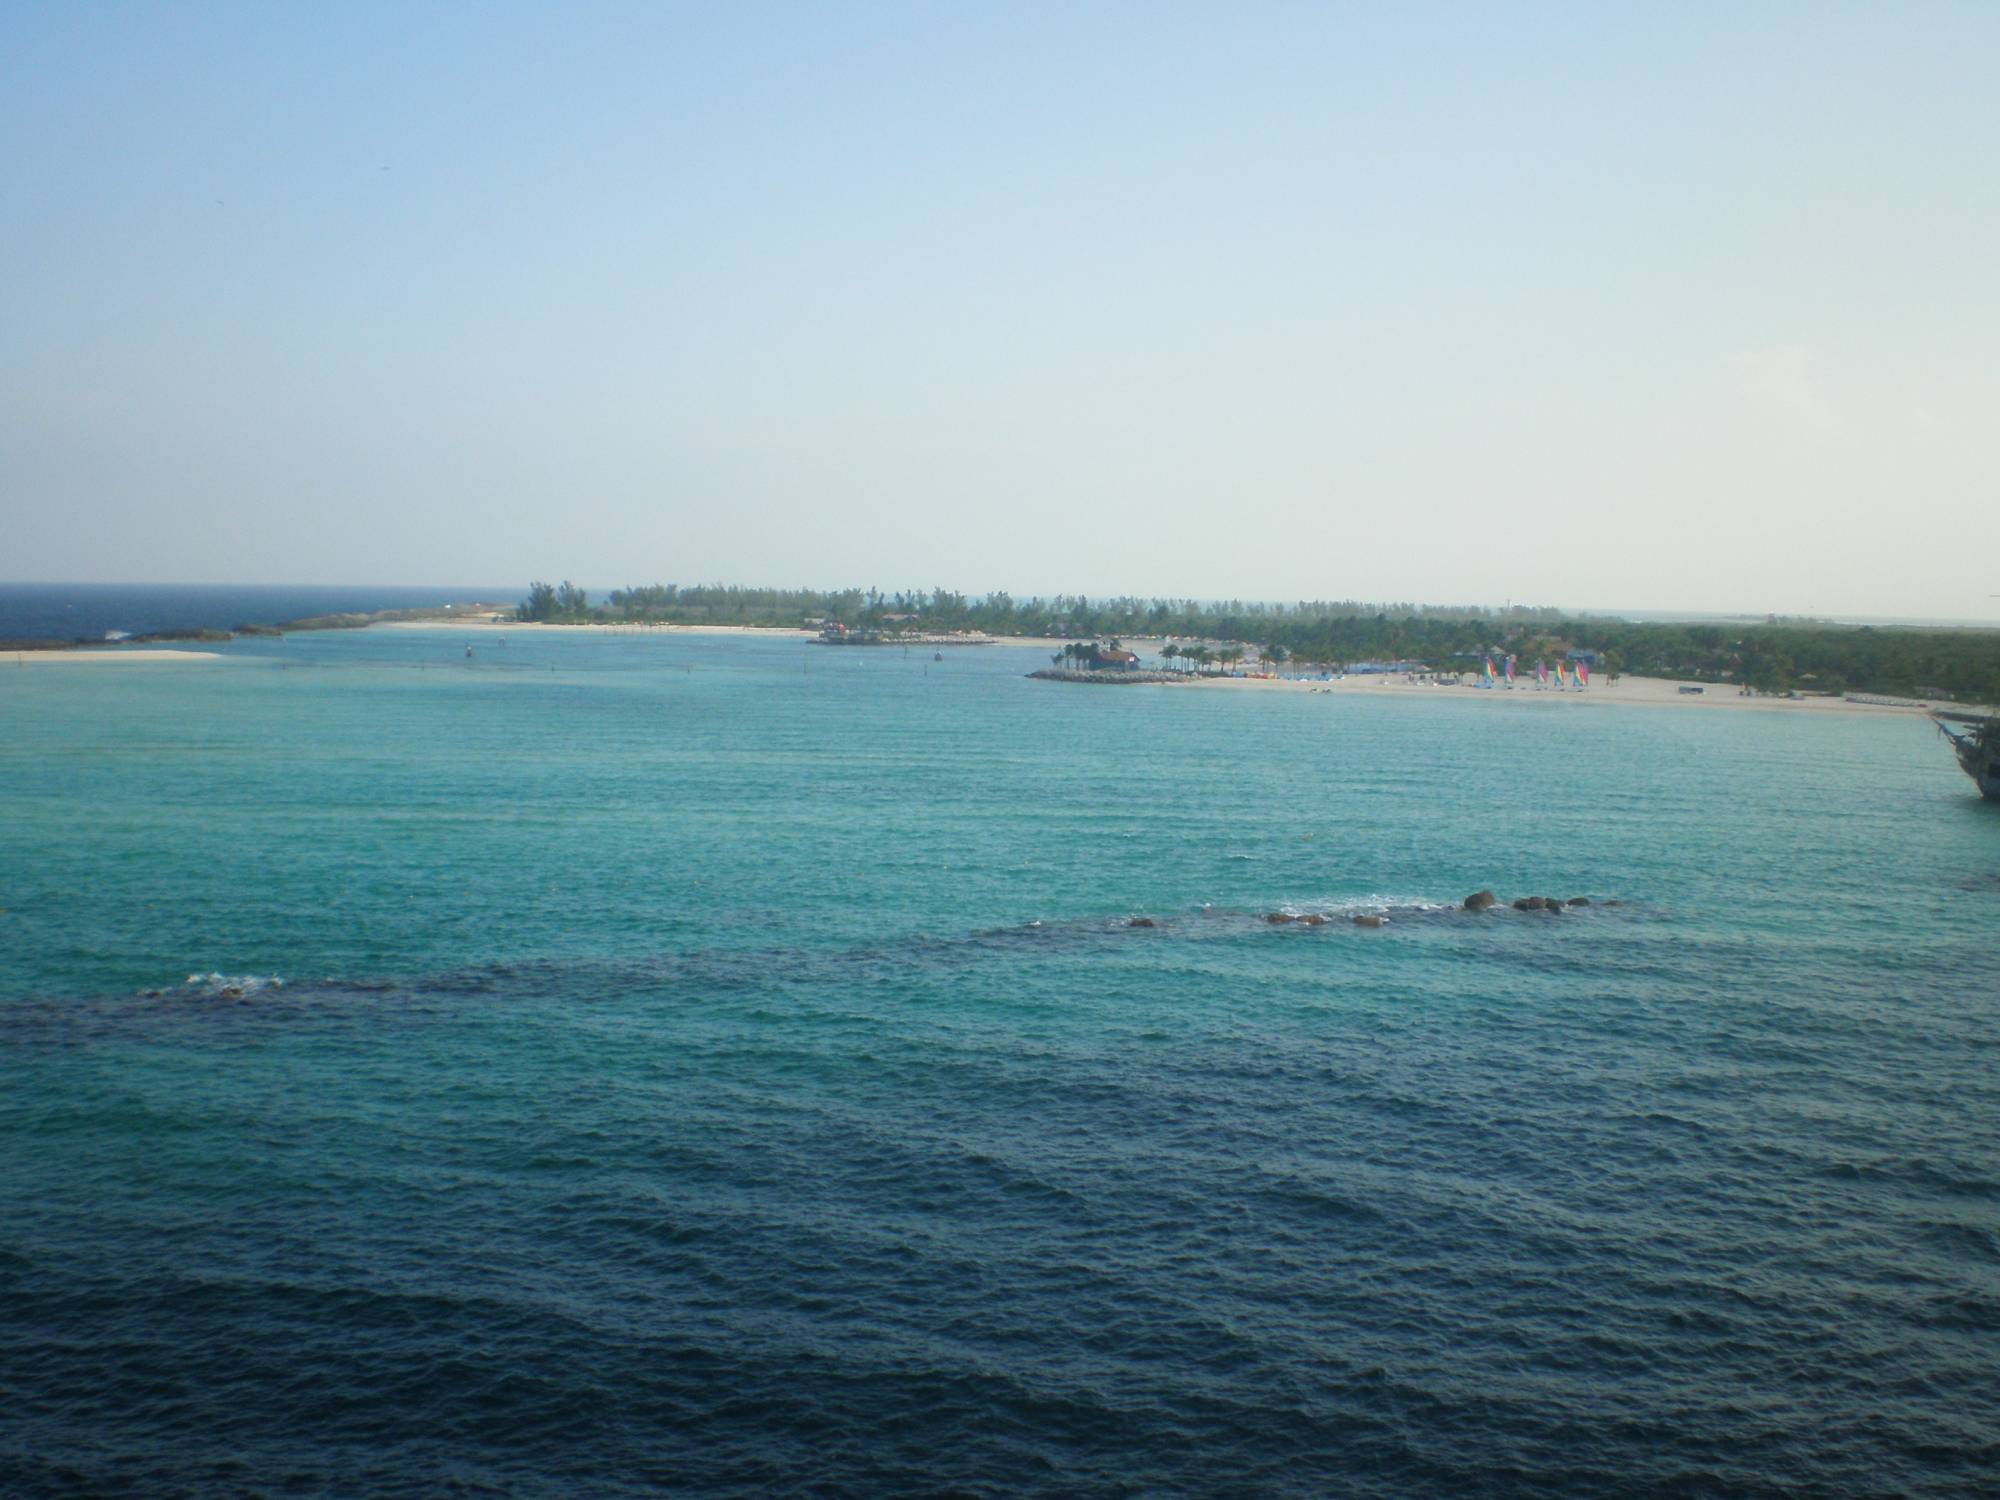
[
  {"left": 1160, "top": 643, "right": 1177, "bottom": 672},
  {"left": 1263, "top": 643, "right": 1288, "bottom": 674}
]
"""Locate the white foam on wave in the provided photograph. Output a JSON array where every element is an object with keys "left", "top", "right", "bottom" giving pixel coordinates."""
[
  {"left": 175, "top": 971, "right": 287, "bottom": 998},
  {"left": 1268, "top": 895, "right": 1451, "bottom": 919}
]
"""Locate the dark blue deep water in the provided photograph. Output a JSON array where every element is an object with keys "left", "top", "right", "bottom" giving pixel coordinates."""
[
  {"left": 0, "top": 582, "right": 507, "bottom": 641},
  {"left": 2, "top": 620, "right": 1997, "bottom": 1497}
]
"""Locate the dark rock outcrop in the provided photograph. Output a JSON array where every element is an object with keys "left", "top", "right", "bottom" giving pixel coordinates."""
[
  {"left": 1027, "top": 668, "right": 1185, "bottom": 686},
  {"left": 1464, "top": 890, "right": 1496, "bottom": 911},
  {"left": 128, "top": 627, "right": 233, "bottom": 644},
  {"left": 1566, "top": 896, "right": 1591, "bottom": 907},
  {"left": 1353, "top": 914, "right": 1385, "bottom": 928},
  {"left": 1127, "top": 917, "right": 1156, "bottom": 928}
]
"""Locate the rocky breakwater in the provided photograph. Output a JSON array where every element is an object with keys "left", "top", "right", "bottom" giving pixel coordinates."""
[{"left": 1028, "top": 668, "right": 1186, "bottom": 685}]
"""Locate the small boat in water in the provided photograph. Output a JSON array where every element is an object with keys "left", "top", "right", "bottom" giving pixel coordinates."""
[{"left": 1932, "top": 711, "right": 2000, "bottom": 799}]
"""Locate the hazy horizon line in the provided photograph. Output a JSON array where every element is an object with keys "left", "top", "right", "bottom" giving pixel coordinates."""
[{"left": 7, "top": 578, "right": 1998, "bottom": 632}]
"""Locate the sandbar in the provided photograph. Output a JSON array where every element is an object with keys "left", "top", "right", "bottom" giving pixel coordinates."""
[{"left": 2, "top": 649, "right": 223, "bottom": 665}]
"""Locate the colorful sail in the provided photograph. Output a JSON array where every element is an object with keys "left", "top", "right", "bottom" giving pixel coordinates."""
[
  {"left": 1576, "top": 659, "right": 1590, "bottom": 687},
  {"left": 1537, "top": 660, "right": 1547, "bottom": 687},
  {"left": 1554, "top": 660, "right": 1568, "bottom": 688},
  {"left": 1504, "top": 654, "right": 1516, "bottom": 685},
  {"left": 1483, "top": 656, "right": 1495, "bottom": 686}
]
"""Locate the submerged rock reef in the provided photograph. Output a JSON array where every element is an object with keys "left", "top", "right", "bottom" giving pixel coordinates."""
[{"left": 1120, "top": 893, "right": 1629, "bottom": 933}]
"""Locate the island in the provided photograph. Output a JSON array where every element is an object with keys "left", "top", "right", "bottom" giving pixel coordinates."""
[{"left": 501, "top": 579, "right": 2000, "bottom": 707}]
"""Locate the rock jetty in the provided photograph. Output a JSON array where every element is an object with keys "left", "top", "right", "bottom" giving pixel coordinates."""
[{"left": 1028, "top": 668, "right": 1185, "bottom": 685}]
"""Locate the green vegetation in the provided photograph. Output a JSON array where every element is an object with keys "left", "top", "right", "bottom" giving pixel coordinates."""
[
  {"left": 528, "top": 583, "right": 2000, "bottom": 704},
  {"left": 518, "top": 581, "right": 590, "bottom": 622}
]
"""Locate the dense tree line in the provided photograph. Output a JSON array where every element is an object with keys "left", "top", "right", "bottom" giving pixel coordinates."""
[
  {"left": 597, "top": 583, "right": 1561, "bottom": 634},
  {"left": 534, "top": 582, "right": 2000, "bottom": 703},
  {"left": 1554, "top": 620, "right": 2000, "bottom": 701},
  {"left": 517, "top": 581, "right": 589, "bottom": 621}
]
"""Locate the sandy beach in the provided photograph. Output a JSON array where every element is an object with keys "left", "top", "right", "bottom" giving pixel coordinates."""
[
  {"left": 1185, "top": 669, "right": 1946, "bottom": 717},
  {"left": 1037, "top": 636, "right": 1959, "bottom": 716},
  {"left": 3, "top": 649, "right": 223, "bottom": 665}
]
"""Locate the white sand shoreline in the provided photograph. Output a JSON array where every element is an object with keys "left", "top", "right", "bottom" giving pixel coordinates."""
[
  {"left": 3, "top": 649, "right": 223, "bottom": 665},
  {"left": 1178, "top": 670, "right": 1944, "bottom": 717}
]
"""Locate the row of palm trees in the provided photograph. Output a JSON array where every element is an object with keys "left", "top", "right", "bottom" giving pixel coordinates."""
[
  {"left": 1163, "top": 642, "right": 1298, "bottom": 673},
  {"left": 1161, "top": 643, "right": 1236, "bottom": 673},
  {"left": 1047, "top": 638, "right": 1309, "bottom": 675}
]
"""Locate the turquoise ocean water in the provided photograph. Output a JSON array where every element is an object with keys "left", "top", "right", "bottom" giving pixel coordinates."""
[{"left": 3, "top": 624, "right": 1997, "bottom": 1496}]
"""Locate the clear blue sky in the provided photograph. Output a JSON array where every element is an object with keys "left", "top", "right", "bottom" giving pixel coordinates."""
[{"left": 4, "top": 3, "right": 1995, "bottom": 618}]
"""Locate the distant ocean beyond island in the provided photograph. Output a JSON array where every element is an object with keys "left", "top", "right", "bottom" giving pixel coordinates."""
[{"left": 0, "top": 583, "right": 509, "bottom": 644}]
